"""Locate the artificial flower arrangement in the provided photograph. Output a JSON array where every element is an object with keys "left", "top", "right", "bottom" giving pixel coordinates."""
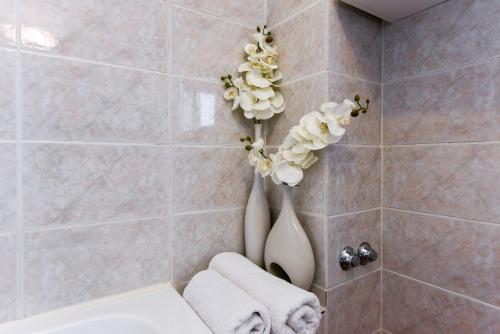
[
  {"left": 221, "top": 25, "right": 285, "bottom": 123},
  {"left": 242, "top": 96, "right": 369, "bottom": 186},
  {"left": 221, "top": 25, "right": 370, "bottom": 187}
]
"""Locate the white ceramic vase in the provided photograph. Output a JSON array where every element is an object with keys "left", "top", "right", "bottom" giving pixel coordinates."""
[
  {"left": 264, "top": 185, "right": 315, "bottom": 290},
  {"left": 244, "top": 123, "right": 271, "bottom": 267}
]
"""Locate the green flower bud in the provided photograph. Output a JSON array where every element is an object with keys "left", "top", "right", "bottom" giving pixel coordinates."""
[
  {"left": 366, "top": 98, "right": 370, "bottom": 104},
  {"left": 240, "top": 137, "right": 245, "bottom": 142},
  {"left": 265, "top": 36, "right": 273, "bottom": 43},
  {"left": 220, "top": 76, "right": 225, "bottom": 81},
  {"left": 256, "top": 26, "right": 261, "bottom": 32},
  {"left": 246, "top": 136, "right": 252, "bottom": 142},
  {"left": 245, "top": 145, "right": 252, "bottom": 151},
  {"left": 227, "top": 74, "right": 232, "bottom": 79},
  {"left": 225, "top": 82, "right": 230, "bottom": 88},
  {"left": 351, "top": 110, "right": 359, "bottom": 117},
  {"left": 354, "top": 94, "right": 360, "bottom": 102}
]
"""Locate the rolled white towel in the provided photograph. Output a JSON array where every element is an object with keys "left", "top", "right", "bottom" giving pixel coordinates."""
[
  {"left": 209, "top": 252, "right": 321, "bottom": 334},
  {"left": 183, "top": 270, "right": 271, "bottom": 334}
]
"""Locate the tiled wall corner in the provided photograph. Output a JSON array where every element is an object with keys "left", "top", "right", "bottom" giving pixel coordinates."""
[
  {"left": 382, "top": 0, "right": 500, "bottom": 332},
  {"left": 0, "top": 0, "right": 264, "bottom": 321}
]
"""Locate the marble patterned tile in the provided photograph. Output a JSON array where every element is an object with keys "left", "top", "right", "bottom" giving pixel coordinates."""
[
  {"left": 170, "top": 77, "right": 251, "bottom": 145},
  {"left": 383, "top": 144, "right": 500, "bottom": 223},
  {"left": 267, "top": 150, "right": 326, "bottom": 216},
  {"left": 171, "top": 209, "right": 244, "bottom": 282},
  {"left": 266, "top": 73, "right": 326, "bottom": 146},
  {"left": 172, "top": 0, "right": 264, "bottom": 27},
  {"left": 383, "top": 0, "right": 500, "bottom": 82},
  {"left": 0, "top": 144, "right": 16, "bottom": 233},
  {"left": 22, "top": 144, "right": 169, "bottom": 227},
  {"left": 171, "top": 147, "right": 252, "bottom": 214},
  {"left": 327, "top": 271, "right": 381, "bottom": 334},
  {"left": 266, "top": 0, "right": 316, "bottom": 27},
  {"left": 0, "top": 50, "right": 15, "bottom": 140},
  {"left": 21, "top": 54, "right": 169, "bottom": 143},
  {"left": 327, "top": 146, "right": 381, "bottom": 215},
  {"left": 383, "top": 59, "right": 500, "bottom": 144},
  {"left": 0, "top": 234, "right": 17, "bottom": 323},
  {"left": 0, "top": 0, "right": 15, "bottom": 47},
  {"left": 171, "top": 7, "right": 251, "bottom": 79},
  {"left": 328, "top": 1, "right": 382, "bottom": 83},
  {"left": 328, "top": 72, "right": 381, "bottom": 145},
  {"left": 326, "top": 209, "right": 381, "bottom": 288},
  {"left": 298, "top": 213, "right": 326, "bottom": 288},
  {"left": 23, "top": 219, "right": 170, "bottom": 316},
  {"left": 272, "top": 2, "right": 325, "bottom": 82},
  {"left": 21, "top": 0, "right": 169, "bottom": 71},
  {"left": 383, "top": 209, "right": 500, "bottom": 306},
  {"left": 382, "top": 270, "right": 500, "bottom": 334}
]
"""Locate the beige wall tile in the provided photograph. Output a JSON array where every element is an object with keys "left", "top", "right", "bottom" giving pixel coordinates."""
[
  {"left": 384, "top": 144, "right": 500, "bottom": 223},
  {"left": 171, "top": 209, "right": 244, "bottom": 282},
  {"left": 23, "top": 219, "right": 170, "bottom": 316},
  {"left": 328, "top": 72, "right": 381, "bottom": 145},
  {"left": 266, "top": 0, "right": 315, "bottom": 28},
  {"left": 171, "top": 7, "right": 251, "bottom": 79},
  {"left": 172, "top": 0, "right": 264, "bottom": 27},
  {"left": 382, "top": 270, "right": 500, "bottom": 334},
  {"left": 172, "top": 147, "right": 252, "bottom": 214},
  {"left": 23, "top": 144, "right": 169, "bottom": 227},
  {"left": 328, "top": 1, "right": 382, "bottom": 83},
  {"left": 0, "top": 50, "right": 15, "bottom": 140},
  {"left": 383, "top": 209, "right": 500, "bottom": 306},
  {"left": 272, "top": 2, "right": 326, "bottom": 82},
  {"left": 327, "top": 270, "right": 381, "bottom": 334},
  {"left": 0, "top": 144, "right": 16, "bottom": 233},
  {"left": 327, "top": 209, "right": 381, "bottom": 288},
  {"left": 383, "top": 0, "right": 500, "bottom": 82},
  {"left": 0, "top": 235, "right": 17, "bottom": 322},
  {"left": 0, "top": 0, "right": 15, "bottom": 47},
  {"left": 170, "top": 77, "right": 251, "bottom": 145},
  {"left": 21, "top": 0, "right": 169, "bottom": 71},
  {"left": 327, "top": 146, "right": 381, "bottom": 215},
  {"left": 21, "top": 54, "right": 169, "bottom": 143}
]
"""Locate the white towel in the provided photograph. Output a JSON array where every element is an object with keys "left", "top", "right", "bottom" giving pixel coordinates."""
[
  {"left": 183, "top": 270, "right": 271, "bottom": 334},
  {"left": 209, "top": 253, "right": 321, "bottom": 334}
]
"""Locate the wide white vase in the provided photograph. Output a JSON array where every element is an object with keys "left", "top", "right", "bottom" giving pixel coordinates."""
[
  {"left": 244, "top": 123, "right": 271, "bottom": 267},
  {"left": 264, "top": 185, "right": 315, "bottom": 290}
]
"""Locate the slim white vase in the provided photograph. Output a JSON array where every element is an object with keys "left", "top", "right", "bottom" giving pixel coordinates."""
[
  {"left": 264, "top": 185, "right": 315, "bottom": 290},
  {"left": 244, "top": 123, "right": 271, "bottom": 267}
]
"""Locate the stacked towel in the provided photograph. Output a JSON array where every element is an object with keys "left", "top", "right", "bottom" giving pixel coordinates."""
[
  {"left": 209, "top": 252, "right": 321, "bottom": 334},
  {"left": 184, "top": 270, "right": 271, "bottom": 334}
]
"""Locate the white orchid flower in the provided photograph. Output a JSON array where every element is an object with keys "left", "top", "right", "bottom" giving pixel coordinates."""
[
  {"left": 258, "top": 159, "right": 273, "bottom": 177},
  {"left": 270, "top": 152, "right": 304, "bottom": 186},
  {"left": 246, "top": 70, "right": 272, "bottom": 88},
  {"left": 244, "top": 43, "right": 258, "bottom": 56}
]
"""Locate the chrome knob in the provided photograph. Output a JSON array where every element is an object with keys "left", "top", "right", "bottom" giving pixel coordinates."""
[
  {"left": 339, "top": 246, "right": 360, "bottom": 271},
  {"left": 357, "top": 242, "right": 378, "bottom": 265}
]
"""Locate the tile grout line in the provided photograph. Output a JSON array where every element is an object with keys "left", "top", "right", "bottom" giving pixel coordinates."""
[
  {"left": 172, "top": 207, "right": 245, "bottom": 218},
  {"left": 269, "top": 0, "right": 322, "bottom": 30},
  {"left": 170, "top": 3, "right": 255, "bottom": 30},
  {"left": 383, "top": 53, "right": 500, "bottom": 86},
  {"left": 167, "top": 0, "right": 174, "bottom": 286},
  {"left": 325, "top": 268, "right": 382, "bottom": 292},
  {"left": 383, "top": 207, "right": 500, "bottom": 228},
  {"left": 380, "top": 22, "right": 385, "bottom": 331},
  {"left": 383, "top": 269, "right": 500, "bottom": 311},
  {"left": 15, "top": 0, "right": 24, "bottom": 318},
  {"left": 384, "top": 140, "right": 500, "bottom": 147},
  {"left": 21, "top": 215, "right": 171, "bottom": 233}
]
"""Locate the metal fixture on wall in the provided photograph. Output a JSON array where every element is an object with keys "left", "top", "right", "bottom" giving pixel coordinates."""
[
  {"left": 339, "top": 246, "right": 360, "bottom": 271},
  {"left": 357, "top": 242, "right": 378, "bottom": 265},
  {"left": 339, "top": 242, "right": 378, "bottom": 271}
]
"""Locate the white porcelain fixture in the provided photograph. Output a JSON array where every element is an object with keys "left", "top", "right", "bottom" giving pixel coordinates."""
[
  {"left": 342, "top": 0, "right": 447, "bottom": 22},
  {"left": 244, "top": 124, "right": 271, "bottom": 267},
  {"left": 264, "top": 186, "right": 315, "bottom": 290},
  {"left": 0, "top": 285, "right": 211, "bottom": 334}
]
